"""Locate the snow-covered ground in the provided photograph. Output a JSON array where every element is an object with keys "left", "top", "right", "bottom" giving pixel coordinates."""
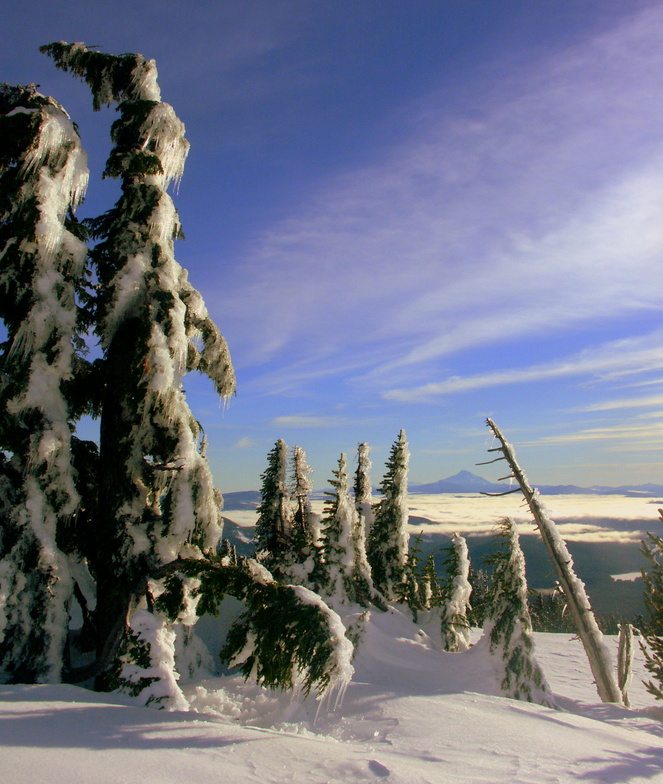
[{"left": 4, "top": 608, "right": 663, "bottom": 784}]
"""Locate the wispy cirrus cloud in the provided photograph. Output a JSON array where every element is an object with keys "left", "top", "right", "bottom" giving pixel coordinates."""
[
  {"left": 384, "top": 332, "right": 663, "bottom": 402},
  {"left": 271, "top": 414, "right": 345, "bottom": 428},
  {"left": 217, "top": 3, "right": 663, "bottom": 385},
  {"left": 536, "top": 422, "right": 663, "bottom": 446},
  {"left": 581, "top": 394, "right": 663, "bottom": 412}
]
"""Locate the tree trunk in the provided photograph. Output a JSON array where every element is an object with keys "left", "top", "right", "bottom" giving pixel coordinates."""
[{"left": 94, "top": 318, "right": 148, "bottom": 687}]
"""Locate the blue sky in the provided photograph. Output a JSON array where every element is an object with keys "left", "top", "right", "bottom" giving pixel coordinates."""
[{"left": 3, "top": 1, "right": 663, "bottom": 491}]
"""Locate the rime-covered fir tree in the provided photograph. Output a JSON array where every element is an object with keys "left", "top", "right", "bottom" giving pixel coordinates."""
[
  {"left": 41, "top": 42, "right": 236, "bottom": 687},
  {"left": 482, "top": 518, "right": 554, "bottom": 706},
  {"left": 354, "top": 442, "right": 373, "bottom": 534},
  {"left": 367, "top": 430, "right": 410, "bottom": 601},
  {"left": 419, "top": 554, "right": 442, "bottom": 611},
  {"left": 0, "top": 83, "right": 89, "bottom": 682},
  {"left": 254, "top": 439, "right": 294, "bottom": 574},
  {"left": 286, "top": 445, "right": 321, "bottom": 585},
  {"left": 439, "top": 533, "right": 472, "bottom": 652},
  {"left": 291, "top": 445, "right": 314, "bottom": 554},
  {"left": 641, "top": 511, "right": 663, "bottom": 700},
  {"left": 320, "top": 454, "right": 373, "bottom": 606}
]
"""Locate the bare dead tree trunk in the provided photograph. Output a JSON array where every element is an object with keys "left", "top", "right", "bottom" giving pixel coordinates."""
[
  {"left": 618, "top": 623, "right": 634, "bottom": 708},
  {"left": 481, "top": 418, "right": 622, "bottom": 704}
]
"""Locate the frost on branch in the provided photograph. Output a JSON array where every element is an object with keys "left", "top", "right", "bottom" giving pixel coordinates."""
[{"left": 0, "top": 83, "right": 88, "bottom": 683}]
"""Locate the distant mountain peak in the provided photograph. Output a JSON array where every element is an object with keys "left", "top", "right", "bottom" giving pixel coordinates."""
[
  {"left": 445, "top": 470, "right": 492, "bottom": 484},
  {"left": 410, "top": 471, "right": 500, "bottom": 494},
  {"left": 410, "top": 471, "right": 663, "bottom": 497}
]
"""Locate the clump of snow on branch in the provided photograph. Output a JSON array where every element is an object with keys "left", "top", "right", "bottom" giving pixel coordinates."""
[{"left": 119, "top": 609, "right": 189, "bottom": 711}]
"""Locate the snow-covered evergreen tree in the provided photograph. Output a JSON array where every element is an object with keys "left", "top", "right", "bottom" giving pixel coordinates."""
[
  {"left": 291, "top": 445, "right": 314, "bottom": 553},
  {"left": 367, "top": 430, "right": 410, "bottom": 601},
  {"left": 641, "top": 511, "right": 663, "bottom": 700},
  {"left": 41, "top": 42, "right": 235, "bottom": 691},
  {"left": 354, "top": 442, "right": 373, "bottom": 533},
  {"left": 219, "top": 538, "right": 238, "bottom": 567},
  {"left": 285, "top": 445, "right": 322, "bottom": 586},
  {"left": 419, "top": 553, "right": 442, "bottom": 611},
  {"left": 482, "top": 518, "right": 554, "bottom": 706},
  {"left": 255, "top": 439, "right": 293, "bottom": 574},
  {"left": 439, "top": 533, "right": 472, "bottom": 652},
  {"left": 155, "top": 554, "right": 355, "bottom": 698},
  {"left": 0, "top": 83, "right": 89, "bottom": 682},
  {"left": 319, "top": 454, "right": 373, "bottom": 607}
]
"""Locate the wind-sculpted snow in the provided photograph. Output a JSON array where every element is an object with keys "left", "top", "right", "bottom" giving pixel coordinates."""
[{"left": 3, "top": 612, "right": 663, "bottom": 783}]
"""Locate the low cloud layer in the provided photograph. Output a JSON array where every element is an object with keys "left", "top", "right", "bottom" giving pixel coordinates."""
[{"left": 224, "top": 492, "right": 661, "bottom": 544}]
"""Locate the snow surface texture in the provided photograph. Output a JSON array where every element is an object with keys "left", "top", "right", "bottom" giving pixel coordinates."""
[{"left": 4, "top": 610, "right": 663, "bottom": 784}]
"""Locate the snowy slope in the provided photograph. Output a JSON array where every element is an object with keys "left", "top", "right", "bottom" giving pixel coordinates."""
[{"left": 3, "top": 609, "right": 663, "bottom": 784}]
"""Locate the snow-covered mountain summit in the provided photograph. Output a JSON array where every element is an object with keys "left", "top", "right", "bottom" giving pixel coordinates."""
[{"left": 410, "top": 470, "right": 503, "bottom": 494}]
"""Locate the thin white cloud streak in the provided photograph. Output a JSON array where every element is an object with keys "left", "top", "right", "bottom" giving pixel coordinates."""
[
  {"left": 384, "top": 331, "right": 663, "bottom": 402},
  {"left": 537, "top": 422, "right": 663, "bottom": 446},
  {"left": 581, "top": 394, "right": 663, "bottom": 412},
  {"left": 217, "top": 4, "right": 663, "bottom": 381},
  {"left": 240, "top": 352, "right": 381, "bottom": 397},
  {"left": 271, "top": 414, "right": 344, "bottom": 428}
]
